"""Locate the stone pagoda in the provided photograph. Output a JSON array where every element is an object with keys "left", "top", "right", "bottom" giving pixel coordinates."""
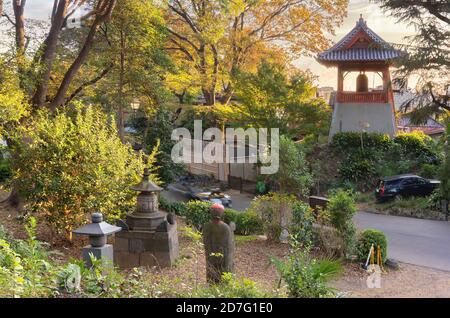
[
  {"left": 317, "top": 15, "right": 403, "bottom": 138},
  {"left": 114, "top": 169, "right": 179, "bottom": 268}
]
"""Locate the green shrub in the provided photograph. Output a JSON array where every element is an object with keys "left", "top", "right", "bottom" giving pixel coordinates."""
[
  {"left": 248, "top": 193, "right": 316, "bottom": 244},
  {"left": 420, "top": 163, "right": 439, "bottom": 179},
  {"left": 224, "top": 209, "right": 263, "bottom": 236},
  {"left": 338, "top": 153, "right": 377, "bottom": 187},
  {"left": 14, "top": 105, "right": 149, "bottom": 238},
  {"left": 326, "top": 189, "right": 357, "bottom": 258},
  {"left": 377, "top": 156, "right": 415, "bottom": 177},
  {"left": 160, "top": 199, "right": 262, "bottom": 235},
  {"left": 0, "top": 218, "right": 60, "bottom": 298},
  {"left": 331, "top": 132, "right": 391, "bottom": 152},
  {"left": 183, "top": 201, "right": 212, "bottom": 230},
  {"left": 356, "top": 229, "right": 387, "bottom": 264},
  {"left": 190, "top": 272, "right": 271, "bottom": 298},
  {"left": 0, "top": 157, "right": 11, "bottom": 183},
  {"left": 145, "top": 106, "right": 185, "bottom": 185},
  {"left": 158, "top": 195, "right": 187, "bottom": 215},
  {"left": 248, "top": 193, "right": 296, "bottom": 242},
  {"left": 440, "top": 123, "right": 450, "bottom": 201},
  {"left": 272, "top": 243, "right": 341, "bottom": 298},
  {"left": 393, "top": 132, "right": 440, "bottom": 167},
  {"left": 330, "top": 131, "right": 440, "bottom": 192},
  {"left": 266, "top": 135, "right": 312, "bottom": 196},
  {"left": 247, "top": 193, "right": 315, "bottom": 245},
  {"left": 290, "top": 201, "right": 315, "bottom": 246}
]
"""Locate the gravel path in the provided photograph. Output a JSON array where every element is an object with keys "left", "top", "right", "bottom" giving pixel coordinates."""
[{"left": 332, "top": 262, "right": 450, "bottom": 297}]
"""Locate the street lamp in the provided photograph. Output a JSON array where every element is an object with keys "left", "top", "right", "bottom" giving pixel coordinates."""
[
  {"left": 130, "top": 98, "right": 141, "bottom": 113},
  {"left": 359, "top": 121, "right": 370, "bottom": 151}
]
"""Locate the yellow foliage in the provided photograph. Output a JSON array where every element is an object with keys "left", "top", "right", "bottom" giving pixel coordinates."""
[{"left": 0, "top": 61, "right": 29, "bottom": 137}]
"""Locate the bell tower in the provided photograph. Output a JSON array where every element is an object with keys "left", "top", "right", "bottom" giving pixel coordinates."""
[{"left": 317, "top": 15, "right": 403, "bottom": 138}]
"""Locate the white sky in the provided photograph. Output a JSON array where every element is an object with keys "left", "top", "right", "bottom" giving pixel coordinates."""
[{"left": 23, "top": 0, "right": 55, "bottom": 19}]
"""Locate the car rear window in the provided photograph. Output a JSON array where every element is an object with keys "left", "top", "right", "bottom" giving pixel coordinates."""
[{"left": 384, "top": 179, "right": 402, "bottom": 188}]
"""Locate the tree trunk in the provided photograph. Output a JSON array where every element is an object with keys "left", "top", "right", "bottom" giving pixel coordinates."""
[
  {"left": 12, "top": 0, "right": 26, "bottom": 88},
  {"left": 118, "top": 29, "right": 125, "bottom": 142},
  {"left": 33, "top": 0, "right": 69, "bottom": 109},
  {"left": 175, "top": 90, "right": 186, "bottom": 104},
  {"left": 49, "top": 0, "right": 117, "bottom": 111},
  {"left": 49, "top": 21, "right": 99, "bottom": 111},
  {"left": 219, "top": 84, "right": 234, "bottom": 104},
  {"left": 202, "top": 88, "right": 215, "bottom": 106}
]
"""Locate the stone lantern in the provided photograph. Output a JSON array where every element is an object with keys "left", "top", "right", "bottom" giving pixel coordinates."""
[
  {"left": 114, "top": 169, "right": 179, "bottom": 268},
  {"left": 73, "top": 212, "right": 121, "bottom": 268},
  {"left": 125, "top": 168, "right": 165, "bottom": 231}
]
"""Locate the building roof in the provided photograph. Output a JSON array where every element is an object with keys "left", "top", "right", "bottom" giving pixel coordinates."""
[
  {"left": 397, "top": 115, "right": 446, "bottom": 137},
  {"left": 317, "top": 15, "right": 403, "bottom": 65}
]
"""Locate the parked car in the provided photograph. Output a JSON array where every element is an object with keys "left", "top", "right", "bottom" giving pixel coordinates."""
[
  {"left": 191, "top": 189, "right": 232, "bottom": 208},
  {"left": 375, "top": 174, "right": 440, "bottom": 202}
]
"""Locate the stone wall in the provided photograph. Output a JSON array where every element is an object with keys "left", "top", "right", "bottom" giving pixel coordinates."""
[
  {"left": 329, "top": 102, "right": 397, "bottom": 139},
  {"left": 114, "top": 224, "right": 179, "bottom": 268}
]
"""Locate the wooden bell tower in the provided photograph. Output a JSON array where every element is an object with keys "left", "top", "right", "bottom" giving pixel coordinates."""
[{"left": 317, "top": 15, "right": 403, "bottom": 138}]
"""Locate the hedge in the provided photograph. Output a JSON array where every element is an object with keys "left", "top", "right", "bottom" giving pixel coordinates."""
[
  {"left": 356, "top": 229, "right": 388, "bottom": 264},
  {"left": 331, "top": 132, "right": 391, "bottom": 152},
  {"left": 159, "top": 196, "right": 263, "bottom": 235}
]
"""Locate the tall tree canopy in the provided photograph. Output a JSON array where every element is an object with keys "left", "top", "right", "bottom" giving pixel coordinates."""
[
  {"left": 375, "top": 0, "right": 449, "bottom": 122},
  {"left": 68, "top": 0, "right": 171, "bottom": 140},
  {"left": 0, "top": 0, "right": 117, "bottom": 112},
  {"left": 214, "top": 61, "right": 331, "bottom": 139},
  {"left": 165, "top": 0, "right": 348, "bottom": 105}
]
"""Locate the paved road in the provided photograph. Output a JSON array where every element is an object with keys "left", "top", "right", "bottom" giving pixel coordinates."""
[{"left": 355, "top": 212, "right": 450, "bottom": 271}]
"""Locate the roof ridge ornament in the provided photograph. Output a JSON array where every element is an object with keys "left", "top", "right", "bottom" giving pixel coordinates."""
[{"left": 358, "top": 14, "right": 366, "bottom": 26}]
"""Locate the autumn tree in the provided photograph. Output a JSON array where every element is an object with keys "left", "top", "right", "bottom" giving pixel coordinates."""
[
  {"left": 0, "top": 0, "right": 117, "bottom": 111},
  {"left": 214, "top": 61, "right": 331, "bottom": 139},
  {"left": 165, "top": 0, "right": 348, "bottom": 105},
  {"left": 375, "top": 0, "right": 449, "bottom": 122},
  {"left": 0, "top": 1, "right": 118, "bottom": 208},
  {"left": 67, "top": 0, "right": 172, "bottom": 141}
]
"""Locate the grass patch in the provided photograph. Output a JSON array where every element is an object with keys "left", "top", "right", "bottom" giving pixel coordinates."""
[
  {"left": 358, "top": 193, "right": 445, "bottom": 221},
  {"left": 235, "top": 235, "right": 261, "bottom": 245},
  {"left": 375, "top": 196, "right": 430, "bottom": 211},
  {"left": 355, "top": 191, "right": 375, "bottom": 204}
]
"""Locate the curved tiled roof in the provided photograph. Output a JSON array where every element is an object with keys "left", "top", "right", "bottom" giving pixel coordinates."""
[
  {"left": 318, "top": 16, "right": 403, "bottom": 63},
  {"left": 318, "top": 48, "right": 402, "bottom": 62}
]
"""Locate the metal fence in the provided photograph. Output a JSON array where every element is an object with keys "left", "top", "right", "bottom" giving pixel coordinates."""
[{"left": 183, "top": 138, "right": 258, "bottom": 194}]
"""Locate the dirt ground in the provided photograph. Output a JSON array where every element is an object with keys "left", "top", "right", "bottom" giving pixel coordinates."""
[{"left": 1, "top": 190, "right": 450, "bottom": 298}]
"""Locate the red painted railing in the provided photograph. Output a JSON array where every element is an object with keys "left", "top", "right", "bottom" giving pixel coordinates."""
[{"left": 337, "top": 91, "right": 388, "bottom": 103}]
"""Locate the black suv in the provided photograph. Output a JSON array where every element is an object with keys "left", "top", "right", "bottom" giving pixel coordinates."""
[{"left": 375, "top": 174, "right": 440, "bottom": 202}]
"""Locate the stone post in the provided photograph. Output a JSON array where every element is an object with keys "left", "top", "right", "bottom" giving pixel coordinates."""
[
  {"left": 72, "top": 212, "right": 122, "bottom": 268},
  {"left": 203, "top": 203, "right": 235, "bottom": 284}
]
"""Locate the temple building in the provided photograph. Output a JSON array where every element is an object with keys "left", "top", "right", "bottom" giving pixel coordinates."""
[{"left": 317, "top": 15, "right": 403, "bottom": 138}]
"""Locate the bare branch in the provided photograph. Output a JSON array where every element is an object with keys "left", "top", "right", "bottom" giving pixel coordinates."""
[{"left": 64, "top": 62, "right": 114, "bottom": 105}]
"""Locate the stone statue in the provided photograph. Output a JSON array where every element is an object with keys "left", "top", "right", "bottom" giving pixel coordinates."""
[{"left": 203, "top": 203, "right": 235, "bottom": 284}]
